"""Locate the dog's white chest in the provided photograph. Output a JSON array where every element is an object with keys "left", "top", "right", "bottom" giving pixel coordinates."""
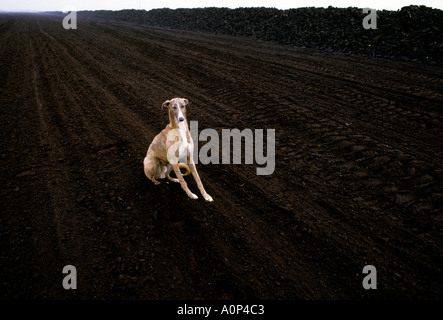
[
  {"left": 166, "top": 124, "right": 193, "bottom": 163},
  {"left": 178, "top": 128, "right": 190, "bottom": 158}
]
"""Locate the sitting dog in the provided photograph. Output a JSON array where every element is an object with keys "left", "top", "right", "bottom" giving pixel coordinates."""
[{"left": 143, "top": 98, "right": 213, "bottom": 201}]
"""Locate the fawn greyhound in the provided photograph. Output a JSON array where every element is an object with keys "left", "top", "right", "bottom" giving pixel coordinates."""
[{"left": 143, "top": 98, "right": 213, "bottom": 201}]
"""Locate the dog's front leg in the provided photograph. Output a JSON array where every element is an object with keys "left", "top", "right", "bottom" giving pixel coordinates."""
[
  {"left": 172, "top": 164, "right": 198, "bottom": 199},
  {"left": 189, "top": 162, "right": 213, "bottom": 202}
]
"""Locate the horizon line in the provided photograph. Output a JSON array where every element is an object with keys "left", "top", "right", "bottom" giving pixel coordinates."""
[{"left": 1, "top": 4, "right": 443, "bottom": 13}]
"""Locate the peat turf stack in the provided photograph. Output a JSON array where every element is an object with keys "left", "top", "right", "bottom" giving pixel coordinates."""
[{"left": 78, "top": 6, "right": 443, "bottom": 64}]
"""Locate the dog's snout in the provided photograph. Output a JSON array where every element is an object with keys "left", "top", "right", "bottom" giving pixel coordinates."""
[{"left": 179, "top": 117, "right": 184, "bottom": 122}]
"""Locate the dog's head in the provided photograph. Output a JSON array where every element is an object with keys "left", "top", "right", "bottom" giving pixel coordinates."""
[{"left": 162, "top": 98, "right": 189, "bottom": 123}]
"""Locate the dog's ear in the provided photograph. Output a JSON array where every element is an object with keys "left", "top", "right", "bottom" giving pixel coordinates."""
[
  {"left": 162, "top": 100, "right": 171, "bottom": 109},
  {"left": 183, "top": 98, "right": 189, "bottom": 106}
]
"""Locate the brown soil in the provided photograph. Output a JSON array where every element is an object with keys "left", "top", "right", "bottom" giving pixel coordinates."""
[{"left": 0, "top": 13, "right": 442, "bottom": 300}]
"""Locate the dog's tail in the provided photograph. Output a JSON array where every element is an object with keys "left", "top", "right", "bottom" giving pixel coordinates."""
[{"left": 167, "top": 163, "right": 191, "bottom": 181}]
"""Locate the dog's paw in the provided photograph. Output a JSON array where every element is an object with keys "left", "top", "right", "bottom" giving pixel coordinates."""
[
  {"left": 189, "top": 193, "right": 198, "bottom": 200},
  {"left": 203, "top": 194, "right": 213, "bottom": 202}
]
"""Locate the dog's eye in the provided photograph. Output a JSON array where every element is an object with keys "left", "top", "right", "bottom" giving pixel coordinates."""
[
  {"left": 173, "top": 106, "right": 177, "bottom": 109},
  {"left": 180, "top": 105, "right": 184, "bottom": 108}
]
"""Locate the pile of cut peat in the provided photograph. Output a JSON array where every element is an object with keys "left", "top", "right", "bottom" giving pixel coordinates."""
[{"left": 77, "top": 6, "right": 443, "bottom": 64}]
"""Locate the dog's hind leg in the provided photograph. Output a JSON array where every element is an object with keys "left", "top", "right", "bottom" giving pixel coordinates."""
[
  {"left": 166, "top": 166, "right": 179, "bottom": 183},
  {"left": 159, "top": 165, "right": 168, "bottom": 179},
  {"left": 145, "top": 168, "right": 161, "bottom": 185},
  {"left": 144, "top": 157, "right": 161, "bottom": 185}
]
